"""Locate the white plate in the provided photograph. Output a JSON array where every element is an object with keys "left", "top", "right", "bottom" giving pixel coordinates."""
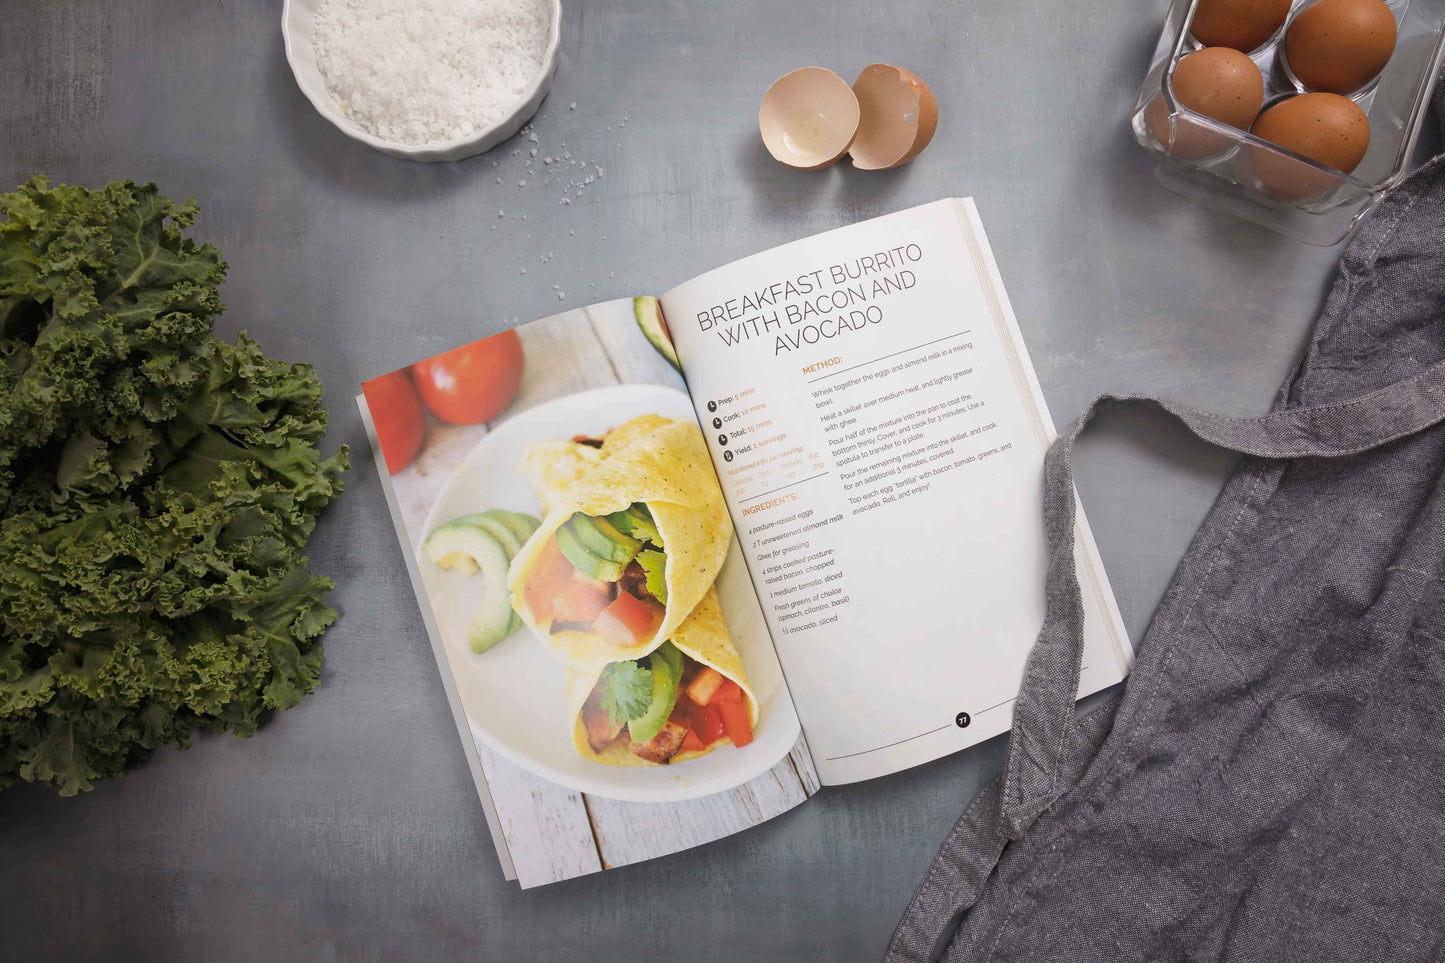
[{"left": 418, "top": 384, "right": 800, "bottom": 802}]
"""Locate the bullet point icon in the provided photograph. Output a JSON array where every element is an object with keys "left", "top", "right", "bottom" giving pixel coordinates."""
[
  {"left": 712, "top": 417, "right": 722, "bottom": 429},
  {"left": 724, "top": 450, "right": 734, "bottom": 462},
  {"left": 707, "top": 400, "right": 717, "bottom": 413},
  {"left": 717, "top": 434, "right": 727, "bottom": 446}
]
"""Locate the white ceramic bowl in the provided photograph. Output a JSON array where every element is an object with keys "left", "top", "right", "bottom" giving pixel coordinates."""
[{"left": 281, "top": 0, "right": 562, "bottom": 163}]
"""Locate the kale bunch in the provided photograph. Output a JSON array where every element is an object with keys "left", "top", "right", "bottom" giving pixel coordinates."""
[{"left": 0, "top": 177, "right": 347, "bottom": 795}]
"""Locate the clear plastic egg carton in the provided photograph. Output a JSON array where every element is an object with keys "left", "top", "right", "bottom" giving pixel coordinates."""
[{"left": 1131, "top": 0, "right": 1445, "bottom": 244}]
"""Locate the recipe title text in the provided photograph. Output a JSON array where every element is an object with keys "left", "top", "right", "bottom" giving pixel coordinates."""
[{"left": 695, "top": 243, "right": 924, "bottom": 356}]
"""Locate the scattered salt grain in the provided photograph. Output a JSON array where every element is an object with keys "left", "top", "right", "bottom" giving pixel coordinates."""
[{"left": 311, "top": 0, "right": 551, "bottom": 146}]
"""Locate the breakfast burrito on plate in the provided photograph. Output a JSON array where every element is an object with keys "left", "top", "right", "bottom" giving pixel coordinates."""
[
  {"left": 566, "top": 587, "right": 758, "bottom": 766},
  {"left": 507, "top": 415, "right": 732, "bottom": 669}
]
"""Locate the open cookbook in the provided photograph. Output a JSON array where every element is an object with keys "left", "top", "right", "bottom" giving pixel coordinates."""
[{"left": 359, "top": 198, "right": 1132, "bottom": 888}]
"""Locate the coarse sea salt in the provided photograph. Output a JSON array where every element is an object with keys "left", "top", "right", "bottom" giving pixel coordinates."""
[{"left": 312, "top": 0, "right": 551, "bottom": 146}]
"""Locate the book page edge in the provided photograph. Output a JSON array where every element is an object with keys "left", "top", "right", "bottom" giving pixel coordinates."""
[{"left": 950, "top": 198, "right": 1134, "bottom": 677}]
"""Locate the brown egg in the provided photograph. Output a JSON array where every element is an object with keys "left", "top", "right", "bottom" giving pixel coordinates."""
[
  {"left": 1249, "top": 93, "right": 1370, "bottom": 198},
  {"left": 1147, "top": 46, "right": 1266, "bottom": 158},
  {"left": 1190, "top": 0, "right": 1293, "bottom": 51},
  {"left": 1285, "top": 0, "right": 1397, "bottom": 94}
]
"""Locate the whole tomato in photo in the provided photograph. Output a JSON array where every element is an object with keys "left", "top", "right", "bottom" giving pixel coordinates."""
[
  {"left": 362, "top": 368, "right": 427, "bottom": 474},
  {"left": 411, "top": 329, "right": 526, "bottom": 425}
]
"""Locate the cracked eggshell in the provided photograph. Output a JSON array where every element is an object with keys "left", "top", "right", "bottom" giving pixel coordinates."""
[
  {"left": 848, "top": 63, "right": 938, "bottom": 170},
  {"left": 759, "top": 67, "right": 861, "bottom": 171}
]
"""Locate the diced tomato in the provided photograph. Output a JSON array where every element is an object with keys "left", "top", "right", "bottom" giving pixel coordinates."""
[
  {"left": 592, "top": 592, "right": 662, "bottom": 646},
  {"left": 668, "top": 691, "right": 751, "bottom": 750},
  {"left": 525, "top": 537, "right": 612, "bottom": 625},
  {"left": 551, "top": 577, "right": 613, "bottom": 625},
  {"left": 711, "top": 679, "right": 743, "bottom": 704},
  {"left": 521, "top": 541, "right": 566, "bottom": 622},
  {"left": 685, "top": 666, "right": 725, "bottom": 705},
  {"left": 596, "top": 590, "right": 661, "bottom": 643},
  {"left": 717, "top": 699, "right": 754, "bottom": 747},
  {"left": 688, "top": 702, "right": 726, "bottom": 745}
]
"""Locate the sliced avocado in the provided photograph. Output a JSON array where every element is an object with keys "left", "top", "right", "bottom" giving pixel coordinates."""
[
  {"left": 605, "top": 504, "right": 652, "bottom": 536},
  {"left": 486, "top": 509, "right": 541, "bottom": 544},
  {"left": 635, "top": 549, "right": 668, "bottom": 604},
  {"left": 608, "top": 504, "right": 662, "bottom": 547},
  {"left": 452, "top": 513, "right": 523, "bottom": 558},
  {"left": 423, "top": 524, "right": 517, "bottom": 653},
  {"left": 627, "top": 643, "right": 683, "bottom": 744},
  {"left": 567, "top": 512, "right": 641, "bottom": 565},
  {"left": 556, "top": 522, "right": 626, "bottom": 582},
  {"left": 425, "top": 519, "right": 495, "bottom": 574},
  {"left": 635, "top": 296, "right": 681, "bottom": 373}
]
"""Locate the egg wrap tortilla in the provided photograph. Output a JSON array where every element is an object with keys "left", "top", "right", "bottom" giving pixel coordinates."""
[
  {"left": 564, "top": 587, "right": 759, "bottom": 766},
  {"left": 507, "top": 415, "right": 733, "bottom": 671},
  {"left": 519, "top": 439, "right": 604, "bottom": 515}
]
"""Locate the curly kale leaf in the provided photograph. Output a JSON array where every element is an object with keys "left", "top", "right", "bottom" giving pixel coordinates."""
[{"left": 0, "top": 177, "right": 347, "bottom": 796}]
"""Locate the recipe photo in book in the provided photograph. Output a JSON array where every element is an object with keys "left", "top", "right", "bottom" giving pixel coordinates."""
[{"left": 358, "top": 198, "right": 1133, "bottom": 888}]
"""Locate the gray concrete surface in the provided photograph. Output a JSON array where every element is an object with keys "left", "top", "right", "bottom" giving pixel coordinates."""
[{"left": 1, "top": 1, "right": 1436, "bottom": 960}]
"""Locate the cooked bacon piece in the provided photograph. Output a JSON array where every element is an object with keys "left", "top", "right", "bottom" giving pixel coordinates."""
[
  {"left": 627, "top": 720, "right": 688, "bottom": 764},
  {"left": 617, "top": 560, "right": 653, "bottom": 602},
  {"left": 580, "top": 686, "right": 625, "bottom": 753}
]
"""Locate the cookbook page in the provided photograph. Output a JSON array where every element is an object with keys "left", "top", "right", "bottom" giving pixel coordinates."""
[
  {"left": 358, "top": 298, "right": 813, "bottom": 888},
  {"left": 661, "top": 199, "right": 1132, "bottom": 786}
]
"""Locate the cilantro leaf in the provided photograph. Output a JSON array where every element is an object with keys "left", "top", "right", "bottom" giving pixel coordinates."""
[
  {"left": 598, "top": 661, "right": 653, "bottom": 727},
  {"left": 627, "top": 504, "right": 662, "bottom": 546},
  {"left": 635, "top": 549, "right": 668, "bottom": 604}
]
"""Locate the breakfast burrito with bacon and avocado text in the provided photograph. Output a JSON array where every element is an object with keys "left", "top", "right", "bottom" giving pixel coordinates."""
[
  {"left": 566, "top": 587, "right": 757, "bottom": 766},
  {"left": 507, "top": 415, "right": 732, "bottom": 672}
]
